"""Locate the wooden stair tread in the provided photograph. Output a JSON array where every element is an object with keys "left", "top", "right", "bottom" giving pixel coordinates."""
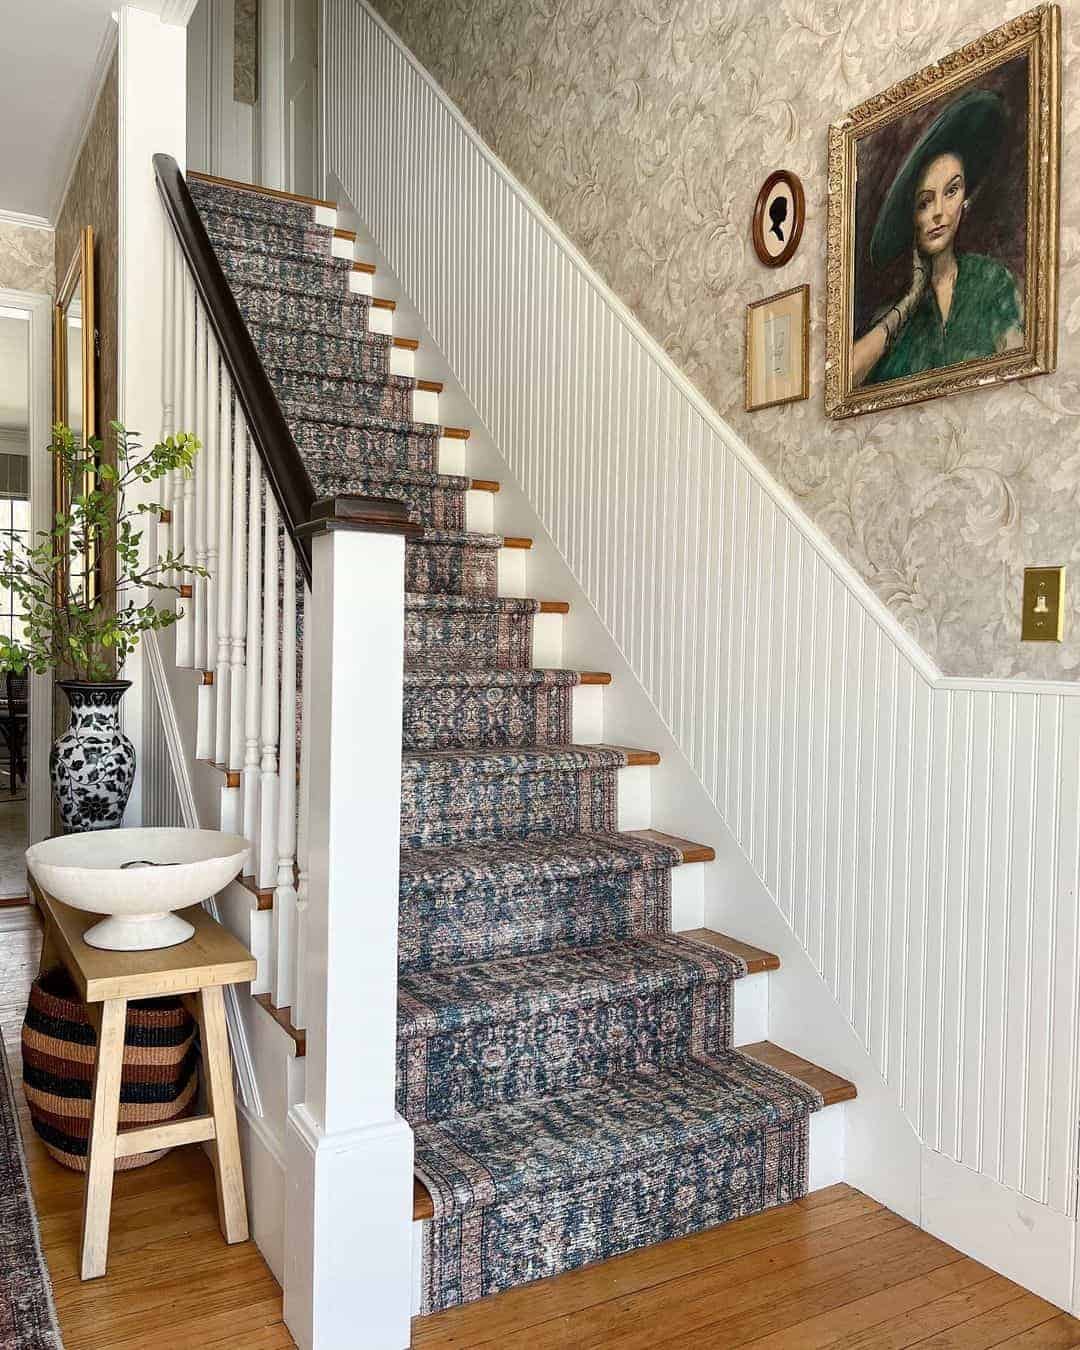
[
  {"left": 239, "top": 874, "right": 274, "bottom": 912},
  {"left": 470, "top": 478, "right": 499, "bottom": 493},
  {"left": 627, "top": 830, "right": 715, "bottom": 866},
  {"left": 334, "top": 227, "right": 357, "bottom": 241},
  {"left": 253, "top": 993, "right": 306, "bottom": 1055},
  {"left": 393, "top": 337, "right": 420, "bottom": 351},
  {"left": 502, "top": 536, "right": 531, "bottom": 549},
  {"left": 740, "top": 1041, "right": 857, "bottom": 1107},
  {"left": 623, "top": 748, "right": 661, "bottom": 766},
  {"left": 679, "top": 928, "right": 778, "bottom": 973},
  {"left": 538, "top": 600, "right": 569, "bottom": 614},
  {"left": 442, "top": 426, "right": 470, "bottom": 440},
  {"left": 188, "top": 169, "right": 335, "bottom": 210},
  {"left": 416, "top": 379, "right": 443, "bottom": 394},
  {"left": 414, "top": 1040, "right": 855, "bottom": 1218},
  {"left": 351, "top": 260, "right": 375, "bottom": 274},
  {"left": 414, "top": 1177, "right": 434, "bottom": 1221},
  {"left": 372, "top": 296, "right": 396, "bottom": 311},
  {"left": 578, "top": 672, "right": 611, "bottom": 686}
]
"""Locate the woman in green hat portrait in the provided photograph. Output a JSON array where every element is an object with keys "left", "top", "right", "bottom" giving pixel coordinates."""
[{"left": 851, "top": 88, "right": 1025, "bottom": 389}]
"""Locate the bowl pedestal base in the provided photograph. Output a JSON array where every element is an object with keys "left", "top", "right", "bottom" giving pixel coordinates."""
[{"left": 82, "top": 911, "right": 196, "bottom": 951}]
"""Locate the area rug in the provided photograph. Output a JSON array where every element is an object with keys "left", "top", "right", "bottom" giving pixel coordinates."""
[
  {"left": 192, "top": 172, "right": 828, "bottom": 1316},
  {"left": 0, "top": 1044, "right": 63, "bottom": 1348}
]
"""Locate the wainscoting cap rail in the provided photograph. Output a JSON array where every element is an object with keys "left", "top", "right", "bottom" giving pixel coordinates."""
[{"left": 297, "top": 493, "right": 422, "bottom": 539}]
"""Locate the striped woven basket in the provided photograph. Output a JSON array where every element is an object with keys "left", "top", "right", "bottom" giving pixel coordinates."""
[{"left": 21, "top": 967, "right": 199, "bottom": 1171}]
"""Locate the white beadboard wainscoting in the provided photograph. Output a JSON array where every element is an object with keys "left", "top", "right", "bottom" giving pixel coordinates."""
[{"left": 323, "top": 0, "right": 1080, "bottom": 1308}]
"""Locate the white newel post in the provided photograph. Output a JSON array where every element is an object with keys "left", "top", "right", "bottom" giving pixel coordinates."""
[{"left": 285, "top": 506, "right": 414, "bottom": 1350}]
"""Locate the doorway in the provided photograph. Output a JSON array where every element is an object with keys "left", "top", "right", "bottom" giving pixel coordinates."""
[{"left": 0, "top": 290, "right": 53, "bottom": 875}]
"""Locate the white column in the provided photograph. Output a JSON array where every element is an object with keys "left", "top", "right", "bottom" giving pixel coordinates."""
[
  {"left": 285, "top": 519, "right": 412, "bottom": 1350},
  {"left": 115, "top": 1, "right": 190, "bottom": 822}
]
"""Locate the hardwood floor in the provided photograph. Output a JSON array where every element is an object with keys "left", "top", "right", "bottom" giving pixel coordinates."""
[
  {"left": 4, "top": 903, "right": 1079, "bottom": 1348},
  {"left": 0, "top": 905, "right": 293, "bottom": 1350}
]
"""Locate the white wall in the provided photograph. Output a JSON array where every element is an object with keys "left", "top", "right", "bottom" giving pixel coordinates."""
[{"left": 322, "top": 0, "right": 1080, "bottom": 1311}]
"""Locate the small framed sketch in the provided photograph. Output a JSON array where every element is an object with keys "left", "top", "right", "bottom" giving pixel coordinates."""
[
  {"left": 745, "top": 284, "right": 810, "bottom": 412},
  {"left": 752, "top": 170, "right": 805, "bottom": 267}
]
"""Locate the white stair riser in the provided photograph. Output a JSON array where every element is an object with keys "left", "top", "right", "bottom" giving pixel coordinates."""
[
  {"left": 367, "top": 304, "right": 393, "bottom": 335},
  {"left": 571, "top": 683, "right": 604, "bottom": 743},
  {"left": 331, "top": 235, "right": 354, "bottom": 260},
  {"left": 413, "top": 388, "right": 439, "bottom": 424},
  {"left": 313, "top": 204, "right": 337, "bottom": 229},
  {"left": 532, "top": 610, "right": 564, "bottom": 667},
  {"left": 348, "top": 267, "right": 372, "bottom": 294},
  {"left": 466, "top": 488, "right": 495, "bottom": 535},
  {"left": 390, "top": 345, "right": 414, "bottom": 378}
]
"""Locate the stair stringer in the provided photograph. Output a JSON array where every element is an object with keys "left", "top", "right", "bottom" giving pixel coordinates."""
[{"left": 326, "top": 181, "right": 920, "bottom": 1225}]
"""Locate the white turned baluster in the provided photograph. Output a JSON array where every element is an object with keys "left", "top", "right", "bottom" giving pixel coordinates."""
[
  {"left": 229, "top": 423, "right": 248, "bottom": 788},
  {"left": 274, "top": 552, "right": 298, "bottom": 1008},
  {"left": 161, "top": 222, "right": 175, "bottom": 442},
  {"left": 193, "top": 302, "right": 209, "bottom": 672},
  {"left": 175, "top": 271, "right": 197, "bottom": 668},
  {"left": 257, "top": 493, "right": 280, "bottom": 889},
  {"left": 160, "top": 233, "right": 176, "bottom": 560},
  {"left": 242, "top": 448, "right": 263, "bottom": 853},
  {"left": 293, "top": 581, "right": 312, "bottom": 1032},
  {"left": 167, "top": 238, "right": 186, "bottom": 566},
  {"left": 214, "top": 372, "right": 233, "bottom": 768}
]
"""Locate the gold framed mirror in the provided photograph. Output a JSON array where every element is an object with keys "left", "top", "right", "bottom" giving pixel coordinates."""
[{"left": 53, "top": 226, "right": 97, "bottom": 605}]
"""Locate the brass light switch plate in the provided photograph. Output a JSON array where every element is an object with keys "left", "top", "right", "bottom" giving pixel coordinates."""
[{"left": 1022, "top": 566, "right": 1065, "bottom": 642}]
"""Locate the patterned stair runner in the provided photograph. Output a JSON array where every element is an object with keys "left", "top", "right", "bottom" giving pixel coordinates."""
[{"left": 191, "top": 175, "right": 826, "bottom": 1315}]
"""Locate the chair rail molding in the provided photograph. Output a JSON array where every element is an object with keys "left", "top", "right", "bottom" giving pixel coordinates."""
[{"left": 323, "top": 0, "right": 1080, "bottom": 1311}]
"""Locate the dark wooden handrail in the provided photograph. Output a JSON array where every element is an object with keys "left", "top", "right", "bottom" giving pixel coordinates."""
[{"left": 152, "top": 154, "right": 417, "bottom": 586}]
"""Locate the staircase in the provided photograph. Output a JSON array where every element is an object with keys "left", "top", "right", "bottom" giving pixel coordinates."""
[{"left": 173, "top": 169, "right": 856, "bottom": 1324}]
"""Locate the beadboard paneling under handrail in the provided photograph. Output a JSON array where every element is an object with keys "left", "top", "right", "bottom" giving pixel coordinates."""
[{"left": 323, "top": 0, "right": 1080, "bottom": 1280}]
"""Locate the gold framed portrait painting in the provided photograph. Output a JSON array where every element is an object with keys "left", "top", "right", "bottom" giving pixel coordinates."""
[{"left": 825, "top": 5, "right": 1060, "bottom": 420}]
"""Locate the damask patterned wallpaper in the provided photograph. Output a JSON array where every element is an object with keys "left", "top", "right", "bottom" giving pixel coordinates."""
[
  {"left": 370, "top": 0, "right": 1080, "bottom": 679},
  {"left": 0, "top": 221, "right": 54, "bottom": 295}
]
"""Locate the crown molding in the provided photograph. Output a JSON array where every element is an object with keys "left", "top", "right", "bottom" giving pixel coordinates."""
[
  {"left": 0, "top": 208, "right": 52, "bottom": 232},
  {"left": 129, "top": 0, "right": 200, "bottom": 24}
]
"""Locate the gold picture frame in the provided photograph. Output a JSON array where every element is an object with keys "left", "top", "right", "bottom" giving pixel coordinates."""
[
  {"left": 53, "top": 225, "right": 98, "bottom": 606},
  {"left": 745, "top": 284, "right": 810, "bottom": 412},
  {"left": 824, "top": 4, "right": 1060, "bottom": 420}
]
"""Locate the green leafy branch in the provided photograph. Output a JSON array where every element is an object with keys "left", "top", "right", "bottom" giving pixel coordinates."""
[{"left": 0, "top": 421, "right": 207, "bottom": 682}]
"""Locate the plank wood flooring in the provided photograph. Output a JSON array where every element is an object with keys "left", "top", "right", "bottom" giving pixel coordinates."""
[{"left": 4, "top": 904, "right": 1079, "bottom": 1348}]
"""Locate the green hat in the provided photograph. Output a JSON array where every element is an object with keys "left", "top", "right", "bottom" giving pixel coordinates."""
[{"left": 869, "top": 89, "right": 1006, "bottom": 268}]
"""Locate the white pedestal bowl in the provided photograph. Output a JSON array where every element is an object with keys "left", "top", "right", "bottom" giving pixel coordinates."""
[{"left": 25, "top": 828, "right": 250, "bottom": 950}]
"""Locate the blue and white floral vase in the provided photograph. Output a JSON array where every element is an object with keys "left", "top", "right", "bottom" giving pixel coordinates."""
[{"left": 50, "top": 681, "right": 136, "bottom": 832}]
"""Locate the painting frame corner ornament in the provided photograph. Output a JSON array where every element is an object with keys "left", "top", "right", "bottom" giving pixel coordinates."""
[
  {"left": 752, "top": 169, "right": 805, "bottom": 268},
  {"left": 745, "top": 283, "right": 810, "bottom": 413},
  {"left": 824, "top": 3, "right": 1060, "bottom": 421}
]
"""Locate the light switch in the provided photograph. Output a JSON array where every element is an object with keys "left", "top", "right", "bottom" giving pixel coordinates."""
[{"left": 1022, "top": 566, "right": 1065, "bottom": 642}]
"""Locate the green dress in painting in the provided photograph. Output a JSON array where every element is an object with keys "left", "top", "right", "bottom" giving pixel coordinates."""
[{"left": 868, "top": 253, "right": 1022, "bottom": 384}]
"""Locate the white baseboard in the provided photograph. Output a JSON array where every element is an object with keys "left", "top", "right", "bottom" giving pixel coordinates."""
[
  {"left": 238, "top": 1100, "right": 287, "bottom": 1285},
  {"left": 920, "top": 1146, "right": 1077, "bottom": 1313}
]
